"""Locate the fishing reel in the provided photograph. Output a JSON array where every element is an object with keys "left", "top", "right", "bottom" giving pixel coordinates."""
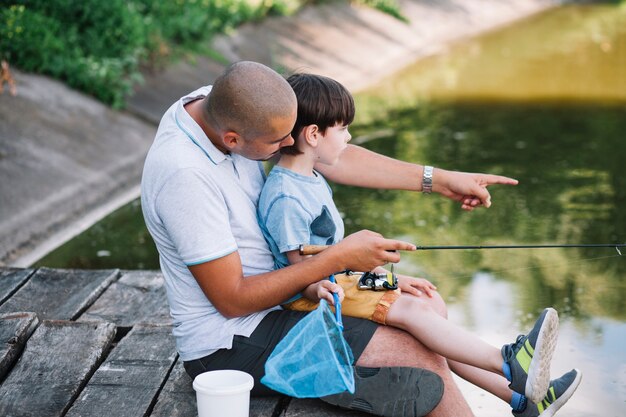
[{"left": 347, "top": 265, "right": 398, "bottom": 291}]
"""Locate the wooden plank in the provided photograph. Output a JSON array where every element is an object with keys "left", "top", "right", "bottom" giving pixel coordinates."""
[
  {"left": 150, "top": 359, "right": 283, "bottom": 417},
  {"left": 0, "top": 312, "right": 38, "bottom": 382},
  {"left": 79, "top": 270, "right": 170, "bottom": 327},
  {"left": 0, "top": 268, "right": 34, "bottom": 306},
  {"left": 0, "top": 267, "right": 118, "bottom": 320},
  {"left": 150, "top": 360, "right": 196, "bottom": 417},
  {"left": 65, "top": 324, "right": 177, "bottom": 417},
  {"left": 0, "top": 320, "right": 116, "bottom": 417},
  {"left": 285, "top": 398, "right": 371, "bottom": 417},
  {"left": 250, "top": 396, "right": 284, "bottom": 417}
]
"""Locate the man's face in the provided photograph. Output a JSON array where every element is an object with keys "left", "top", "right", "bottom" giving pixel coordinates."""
[{"left": 238, "top": 111, "right": 296, "bottom": 161}]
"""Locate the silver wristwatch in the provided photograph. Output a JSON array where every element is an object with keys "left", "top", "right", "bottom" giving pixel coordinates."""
[{"left": 422, "top": 165, "right": 433, "bottom": 194}]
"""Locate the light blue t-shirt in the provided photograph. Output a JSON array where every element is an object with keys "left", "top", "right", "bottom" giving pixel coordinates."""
[
  {"left": 258, "top": 165, "right": 345, "bottom": 272},
  {"left": 141, "top": 86, "right": 279, "bottom": 361}
]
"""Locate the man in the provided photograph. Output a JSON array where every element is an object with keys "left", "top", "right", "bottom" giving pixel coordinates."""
[{"left": 141, "top": 61, "right": 518, "bottom": 416}]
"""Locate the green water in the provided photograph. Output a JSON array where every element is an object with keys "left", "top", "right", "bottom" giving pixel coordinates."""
[{"left": 37, "top": 5, "right": 626, "bottom": 415}]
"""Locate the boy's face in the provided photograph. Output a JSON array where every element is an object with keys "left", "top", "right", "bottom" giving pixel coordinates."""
[
  {"left": 238, "top": 111, "right": 296, "bottom": 161},
  {"left": 317, "top": 123, "right": 352, "bottom": 166}
]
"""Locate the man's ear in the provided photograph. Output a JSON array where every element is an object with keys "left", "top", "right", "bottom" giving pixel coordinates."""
[
  {"left": 303, "top": 124, "right": 320, "bottom": 147},
  {"left": 222, "top": 131, "right": 242, "bottom": 151}
]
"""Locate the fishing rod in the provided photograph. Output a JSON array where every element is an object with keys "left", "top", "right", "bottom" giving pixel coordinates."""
[{"left": 299, "top": 243, "right": 626, "bottom": 256}]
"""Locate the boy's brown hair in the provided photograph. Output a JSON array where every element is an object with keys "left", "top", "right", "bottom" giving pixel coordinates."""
[{"left": 282, "top": 73, "right": 355, "bottom": 155}]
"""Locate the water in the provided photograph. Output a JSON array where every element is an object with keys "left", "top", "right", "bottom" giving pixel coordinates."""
[{"left": 36, "top": 4, "right": 626, "bottom": 416}]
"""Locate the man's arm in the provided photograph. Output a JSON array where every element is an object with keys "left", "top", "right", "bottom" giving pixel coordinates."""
[
  {"left": 189, "top": 229, "right": 416, "bottom": 318},
  {"left": 315, "top": 144, "right": 518, "bottom": 211}
]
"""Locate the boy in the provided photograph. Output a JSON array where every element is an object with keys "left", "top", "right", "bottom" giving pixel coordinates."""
[{"left": 258, "top": 73, "right": 581, "bottom": 417}]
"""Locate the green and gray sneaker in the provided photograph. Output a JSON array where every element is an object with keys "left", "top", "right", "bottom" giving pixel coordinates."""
[
  {"left": 502, "top": 308, "right": 559, "bottom": 403},
  {"left": 513, "top": 369, "right": 582, "bottom": 417}
]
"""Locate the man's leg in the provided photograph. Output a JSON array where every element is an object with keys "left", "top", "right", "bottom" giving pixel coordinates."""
[{"left": 357, "top": 325, "right": 474, "bottom": 417}]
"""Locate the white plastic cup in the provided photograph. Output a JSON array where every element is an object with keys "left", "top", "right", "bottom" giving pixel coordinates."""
[{"left": 193, "top": 370, "right": 254, "bottom": 417}]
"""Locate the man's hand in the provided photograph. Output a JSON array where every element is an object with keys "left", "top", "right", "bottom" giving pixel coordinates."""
[
  {"left": 397, "top": 274, "right": 437, "bottom": 297},
  {"left": 316, "top": 145, "right": 517, "bottom": 211},
  {"left": 433, "top": 168, "right": 518, "bottom": 211},
  {"left": 330, "top": 230, "right": 416, "bottom": 272}
]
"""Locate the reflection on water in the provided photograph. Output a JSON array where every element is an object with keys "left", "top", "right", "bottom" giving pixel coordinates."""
[
  {"left": 337, "top": 99, "right": 626, "bottom": 415},
  {"left": 338, "top": 102, "right": 626, "bottom": 318},
  {"left": 35, "top": 199, "right": 160, "bottom": 270},
  {"left": 348, "top": 4, "right": 626, "bottom": 415},
  {"left": 447, "top": 273, "right": 625, "bottom": 417},
  {"left": 357, "top": 3, "right": 626, "bottom": 113},
  {"left": 36, "top": 4, "right": 626, "bottom": 415}
]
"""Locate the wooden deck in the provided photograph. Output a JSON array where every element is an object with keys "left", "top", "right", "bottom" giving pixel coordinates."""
[{"left": 0, "top": 267, "right": 364, "bottom": 417}]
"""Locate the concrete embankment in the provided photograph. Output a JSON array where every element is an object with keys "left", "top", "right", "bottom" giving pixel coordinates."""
[{"left": 0, "top": 0, "right": 565, "bottom": 266}]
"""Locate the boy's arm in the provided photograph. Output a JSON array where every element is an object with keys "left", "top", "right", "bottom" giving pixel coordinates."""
[
  {"left": 314, "top": 144, "right": 518, "bottom": 211},
  {"left": 189, "top": 230, "right": 414, "bottom": 318},
  {"left": 285, "top": 250, "right": 342, "bottom": 303}
]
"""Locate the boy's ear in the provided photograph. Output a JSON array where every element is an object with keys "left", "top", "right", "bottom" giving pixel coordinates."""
[
  {"left": 303, "top": 124, "right": 320, "bottom": 147},
  {"left": 222, "top": 131, "right": 242, "bottom": 151}
]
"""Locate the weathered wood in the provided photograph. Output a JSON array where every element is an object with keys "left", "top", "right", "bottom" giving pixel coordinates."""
[
  {"left": 79, "top": 270, "right": 170, "bottom": 327},
  {"left": 0, "top": 320, "right": 116, "bottom": 417},
  {"left": 251, "top": 396, "right": 284, "bottom": 417},
  {"left": 285, "top": 398, "right": 370, "bottom": 416},
  {"left": 0, "top": 267, "right": 118, "bottom": 320},
  {"left": 0, "top": 312, "right": 38, "bottom": 382},
  {"left": 0, "top": 268, "right": 34, "bottom": 306},
  {"left": 150, "top": 360, "right": 196, "bottom": 417},
  {"left": 65, "top": 324, "right": 177, "bottom": 417},
  {"left": 150, "top": 359, "right": 284, "bottom": 417}
]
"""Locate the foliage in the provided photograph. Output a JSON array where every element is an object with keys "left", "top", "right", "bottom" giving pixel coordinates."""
[
  {"left": 306, "top": 0, "right": 407, "bottom": 21},
  {"left": 0, "top": 0, "right": 301, "bottom": 107},
  {"left": 0, "top": 1, "right": 147, "bottom": 107},
  {"left": 357, "top": 0, "right": 407, "bottom": 22},
  {"left": 0, "top": 0, "right": 407, "bottom": 107}
]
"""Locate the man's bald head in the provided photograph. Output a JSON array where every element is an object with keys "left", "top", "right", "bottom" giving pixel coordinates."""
[{"left": 205, "top": 61, "right": 297, "bottom": 140}]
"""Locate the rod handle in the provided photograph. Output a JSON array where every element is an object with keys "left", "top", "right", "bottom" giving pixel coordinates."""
[
  {"left": 299, "top": 244, "right": 400, "bottom": 256},
  {"left": 299, "top": 244, "right": 329, "bottom": 255}
]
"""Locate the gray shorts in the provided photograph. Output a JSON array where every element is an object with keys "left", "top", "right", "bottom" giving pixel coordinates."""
[{"left": 184, "top": 309, "right": 379, "bottom": 396}]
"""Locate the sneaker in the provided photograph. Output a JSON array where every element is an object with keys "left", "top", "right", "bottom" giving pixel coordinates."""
[
  {"left": 513, "top": 369, "right": 582, "bottom": 417},
  {"left": 502, "top": 307, "right": 559, "bottom": 403}
]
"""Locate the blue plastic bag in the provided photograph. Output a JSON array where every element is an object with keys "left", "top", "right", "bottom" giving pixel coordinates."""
[{"left": 261, "top": 277, "right": 355, "bottom": 398}]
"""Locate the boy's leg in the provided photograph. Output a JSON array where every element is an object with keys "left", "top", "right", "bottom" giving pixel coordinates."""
[
  {"left": 449, "top": 359, "right": 513, "bottom": 402},
  {"left": 357, "top": 325, "right": 474, "bottom": 417},
  {"left": 385, "top": 294, "right": 504, "bottom": 373},
  {"left": 385, "top": 295, "right": 560, "bottom": 404},
  {"left": 404, "top": 293, "right": 515, "bottom": 403},
  {"left": 449, "top": 361, "right": 582, "bottom": 417}
]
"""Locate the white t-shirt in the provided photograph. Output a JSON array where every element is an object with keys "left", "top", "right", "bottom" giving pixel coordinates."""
[{"left": 141, "top": 86, "right": 279, "bottom": 361}]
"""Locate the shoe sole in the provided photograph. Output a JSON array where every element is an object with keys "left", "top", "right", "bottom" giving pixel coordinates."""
[
  {"left": 526, "top": 308, "right": 559, "bottom": 403},
  {"left": 540, "top": 369, "right": 582, "bottom": 417},
  {"left": 320, "top": 366, "right": 444, "bottom": 417}
]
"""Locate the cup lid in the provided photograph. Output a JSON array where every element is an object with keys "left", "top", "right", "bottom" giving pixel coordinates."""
[{"left": 193, "top": 370, "right": 254, "bottom": 395}]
